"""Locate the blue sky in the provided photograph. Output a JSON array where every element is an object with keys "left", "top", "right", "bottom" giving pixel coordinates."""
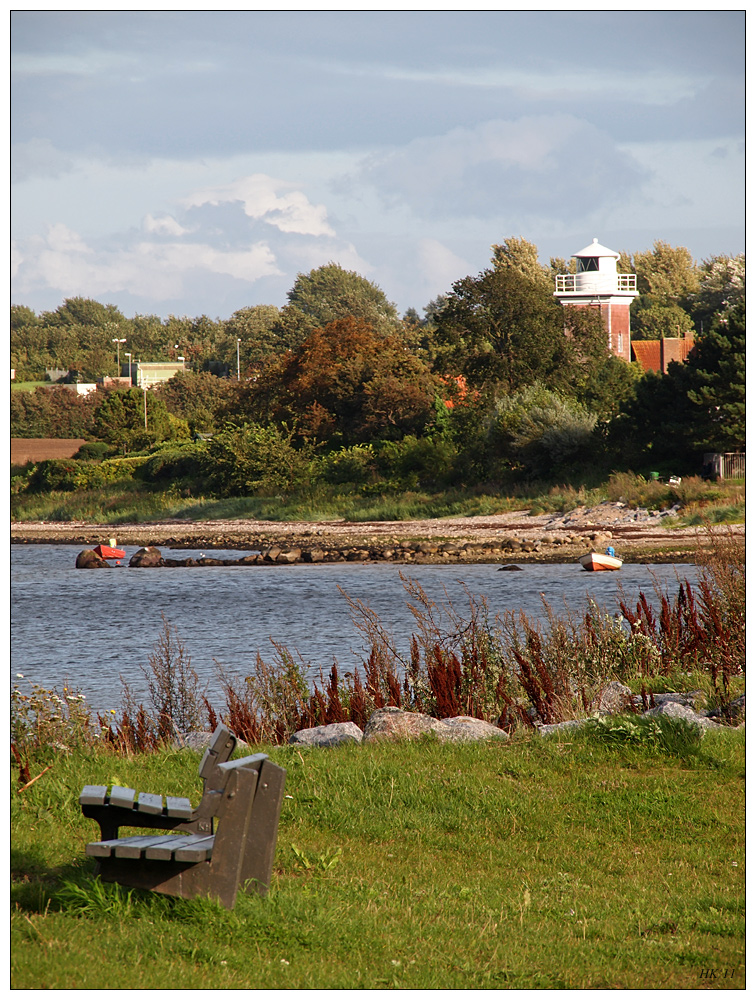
[{"left": 11, "top": 11, "right": 745, "bottom": 321}]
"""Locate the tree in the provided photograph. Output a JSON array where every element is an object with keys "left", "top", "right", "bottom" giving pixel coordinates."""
[
  {"left": 632, "top": 241, "right": 699, "bottom": 303},
  {"left": 488, "top": 383, "right": 598, "bottom": 477},
  {"left": 246, "top": 316, "right": 438, "bottom": 445},
  {"left": 224, "top": 305, "right": 285, "bottom": 366},
  {"left": 202, "top": 423, "right": 313, "bottom": 497},
  {"left": 277, "top": 263, "right": 400, "bottom": 346},
  {"left": 609, "top": 301, "right": 745, "bottom": 468},
  {"left": 631, "top": 301, "right": 695, "bottom": 341},
  {"left": 433, "top": 239, "right": 602, "bottom": 394},
  {"left": 684, "top": 302, "right": 745, "bottom": 452},
  {"left": 92, "top": 388, "right": 185, "bottom": 454},
  {"left": 687, "top": 253, "right": 745, "bottom": 334},
  {"left": 155, "top": 370, "right": 235, "bottom": 434}
]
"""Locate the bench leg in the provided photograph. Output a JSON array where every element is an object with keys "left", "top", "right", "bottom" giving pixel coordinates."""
[{"left": 239, "top": 759, "right": 286, "bottom": 896}]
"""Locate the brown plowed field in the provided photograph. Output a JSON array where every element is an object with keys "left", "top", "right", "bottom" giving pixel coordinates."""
[{"left": 11, "top": 438, "right": 86, "bottom": 465}]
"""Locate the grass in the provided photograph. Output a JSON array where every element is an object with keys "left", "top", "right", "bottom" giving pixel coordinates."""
[{"left": 11, "top": 729, "right": 745, "bottom": 989}]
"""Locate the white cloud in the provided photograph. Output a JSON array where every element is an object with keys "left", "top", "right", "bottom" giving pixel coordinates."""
[
  {"left": 11, "top": 139, "right": 75, "bottom": 183},
  {"left": 416, "top": 239, "right": 470, "bottom": 294},
  {"left": 143, "top": 213, "right": 189, "bottom": 236},
  {"left": 359, "top": 116, "right": 648, "bottom": 222},
  {"left": 14, "top": 225, "right": 281, "bottom": 301},
  {"left": 183, "top": 174, "right": 335, "bottom": 237}
]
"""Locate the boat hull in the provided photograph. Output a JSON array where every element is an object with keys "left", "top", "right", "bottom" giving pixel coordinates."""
[
  {"left": 93, "top": 544, "right": 126, "bottom": 560},
  {"left": 579, "top": 552, "right": 622, "bottom": 572}
]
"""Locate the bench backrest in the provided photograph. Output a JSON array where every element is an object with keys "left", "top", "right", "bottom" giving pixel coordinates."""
[{"left": 198, "top": 725, "right": 237, "bottom": 780}]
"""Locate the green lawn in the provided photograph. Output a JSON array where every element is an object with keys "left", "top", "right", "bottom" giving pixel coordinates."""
[{"left": 11, "top": 726, "right": 745, "bottom": 989}]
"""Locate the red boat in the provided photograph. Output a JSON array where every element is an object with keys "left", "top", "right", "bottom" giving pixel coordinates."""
[{"left": 93, "top": 544, "right": 126, "bottom": 561}]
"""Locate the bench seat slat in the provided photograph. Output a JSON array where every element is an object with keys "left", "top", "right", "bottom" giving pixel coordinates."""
[
  {"left": 144, "top": 833, "right": 215, "bottom": 861},
  {"left": 115, "top": 834, "right": 173, "bottom": 859},
  {"left": 109, "top": 786, "right": 136, "bottom": 809},
  {"left": 174, "top": 836, "right": 215, "bottom": 862},
  {"left": 79, "top": 784, "right": 108, "bottom": 806},
  {"left": 136, "top": 792, "right": 164, "bottom": 815},
  {"left": 87, "top": 833, "right": 215, "bottom": 862},
  {"left": 165, "top": 796, "right": 193, "bottom": 819}
]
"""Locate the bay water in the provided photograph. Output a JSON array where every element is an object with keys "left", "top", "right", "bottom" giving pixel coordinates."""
[{"left": 11, "top": 543, "right": 696, "bottom": 716}]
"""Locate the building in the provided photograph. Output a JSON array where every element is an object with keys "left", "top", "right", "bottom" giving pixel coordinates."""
[
  {"left": 553, "top": 238, "right": 638, "bottom": 362},
  {"left": 631, "top": 338, "right": 696, "bottom": 374},
  {"left": 121, "top": 361, "right": 186, "bottom": 388}
]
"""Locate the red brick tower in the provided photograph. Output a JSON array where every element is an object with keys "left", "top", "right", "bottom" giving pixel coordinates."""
[{"left": 553, "top": 238, "right": 638, "bottom": 362}]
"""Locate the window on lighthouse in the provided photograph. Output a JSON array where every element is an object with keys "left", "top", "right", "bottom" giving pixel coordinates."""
[{"left": 577, "top": 257, "right": 599, "bottom": 272}]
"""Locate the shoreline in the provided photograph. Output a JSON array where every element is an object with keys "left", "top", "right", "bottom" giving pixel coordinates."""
[{"left": 11, "top": 506, "right": 742, "bottom": 565}]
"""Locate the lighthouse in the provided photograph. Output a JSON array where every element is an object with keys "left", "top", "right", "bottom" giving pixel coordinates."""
[{"left": 553, "top": 238, "right": 638, "bottom": 362}]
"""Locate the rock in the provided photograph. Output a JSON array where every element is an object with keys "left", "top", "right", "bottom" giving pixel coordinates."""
[
  {"left": 498, "top": 564, "right": 523, "bottom": 571},
  {"left": 363, "top": 707, "right": 446, "bottom": 743},
  {"left": 644, "top": 701, "right": 722, "bottom": 730},
  {"left": 289, "top": 722, "right": 364, "bottom": 747},
  {"left": 704, "top": 693, "right": 745, "bottom": 724},
  {"left": 262, "top": 546, "right": 281, "bottom": 563},
  {"left": 592, "top": 681, "right": 633, "bottom": 715},
  {"left": 75, "top": 549, "right": 110, "bottom": 569},
  {"left": 129, "top": 546, "right": 163, "bottom": 567},
  {"left": 276, "top": 548, "right": 301, "bottom": 564},
  {"left": 435, "top": 716, "right": 508, "bottom": 743},
  {"left": 302, "top": 548, "right": 325, "bottom": 563}
]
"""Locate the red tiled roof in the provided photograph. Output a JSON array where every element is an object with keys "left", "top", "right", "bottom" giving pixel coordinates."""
[{"left": 631, "top": 341, "right": 661, "bottom": 372}]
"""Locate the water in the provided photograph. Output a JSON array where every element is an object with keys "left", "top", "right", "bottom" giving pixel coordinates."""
[{"left": 11, "top": 544, "right": 697, "bottom": 715}]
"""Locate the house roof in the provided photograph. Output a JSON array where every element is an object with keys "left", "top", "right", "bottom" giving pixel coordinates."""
[{"left": 631, "top": 340, "right": 660, "bottom": 372}]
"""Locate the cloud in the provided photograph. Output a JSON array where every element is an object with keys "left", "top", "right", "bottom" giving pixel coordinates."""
[
  {"left": 143, "top": 213, "right": 189, "bottom": 236},
  {"left": 416, "top": 239, "right": 470, "bottom": 294},
  {"left": 14, "top": 224, "right": 281, "bottom": 301},
  {"left": 183, "top": 174, "right": 335, "bottom": 237},
  {"left": 358, "top": 115, "right": 648, "bottom": 222},
  {"left": 11, "top": 139, "right": 75, "bottom": 183}
]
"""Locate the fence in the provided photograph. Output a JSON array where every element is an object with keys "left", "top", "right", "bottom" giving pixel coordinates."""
[{"left": 703, "top": 452, "right": 746, "bottom": 480}]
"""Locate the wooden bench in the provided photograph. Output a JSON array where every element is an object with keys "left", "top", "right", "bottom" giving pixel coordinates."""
[{"left": 79, "top": 725, "right": 286, "bottom": 910}]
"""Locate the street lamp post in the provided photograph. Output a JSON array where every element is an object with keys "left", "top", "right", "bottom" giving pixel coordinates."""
[
  {"left": 237, "top": 339, "right": 241, "bottom": 380},
  {"left": 112, "top": 338, "right": 126, "bottom": 374}
]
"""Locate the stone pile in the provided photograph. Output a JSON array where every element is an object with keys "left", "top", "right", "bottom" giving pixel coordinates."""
[{"left": 177, "top": 687, "right": 742, "bottom": 753}]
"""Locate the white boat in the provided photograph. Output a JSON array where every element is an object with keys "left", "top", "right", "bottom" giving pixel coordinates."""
[{"left": 579, "top": 551, "right": 623, "bottom": 572}]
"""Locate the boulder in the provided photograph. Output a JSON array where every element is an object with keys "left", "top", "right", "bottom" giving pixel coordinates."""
[
  {"left": 435, "top": 716, "right": 508, "bottom": 743},
  {"left": 644, "top": 701, "right": 722, "bottom": 730},
  {"left": 262, "top": 546, "right": 281, "bottom": 563},
  {"left": 705, "top": 693, "right": 745, "bottom": 724},
  {"left": 498, "top": 564, "right": 523, "bottom": 571},
  {"left": 129, "top": 546, "right": 163, "bottom": 567},
  {"left": 276, "top": 548, "right": 301, "bottom": 564},
  {"left": 302, "top": 549, "right": 325, "bottom": 563},
  {"left": 75, "top": 549, "right": 110, "bottom": 569},
  {"left": 289, "top": 722, "right": 364, "bottom": 747},
  {"left": 592, "top": 681, "right": 634, "bottom": 715},
  {"left": 363, "top": 707, "right": 446, "bottom": 743}
]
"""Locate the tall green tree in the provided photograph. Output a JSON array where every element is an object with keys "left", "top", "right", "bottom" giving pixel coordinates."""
[
  {"left": 277, "top": 263, "right": 400, "bottom": 346},
  {"left": 684, "top": 301, "right": 745, "bottom": 452},
  {"left": 92, "top": 388, "right": 185, "bottom": 454},
  {"left": 434, "top": 239, "right": 610, "bottom": 395}
]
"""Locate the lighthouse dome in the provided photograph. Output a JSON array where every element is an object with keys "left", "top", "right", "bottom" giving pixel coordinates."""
[{"left": 572, "top": 238, "right": 620, "bottom": 260}]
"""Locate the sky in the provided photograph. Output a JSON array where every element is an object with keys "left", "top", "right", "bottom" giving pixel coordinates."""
[{"left": 10, "top": 10, "right": 745, "bottom": 322}]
